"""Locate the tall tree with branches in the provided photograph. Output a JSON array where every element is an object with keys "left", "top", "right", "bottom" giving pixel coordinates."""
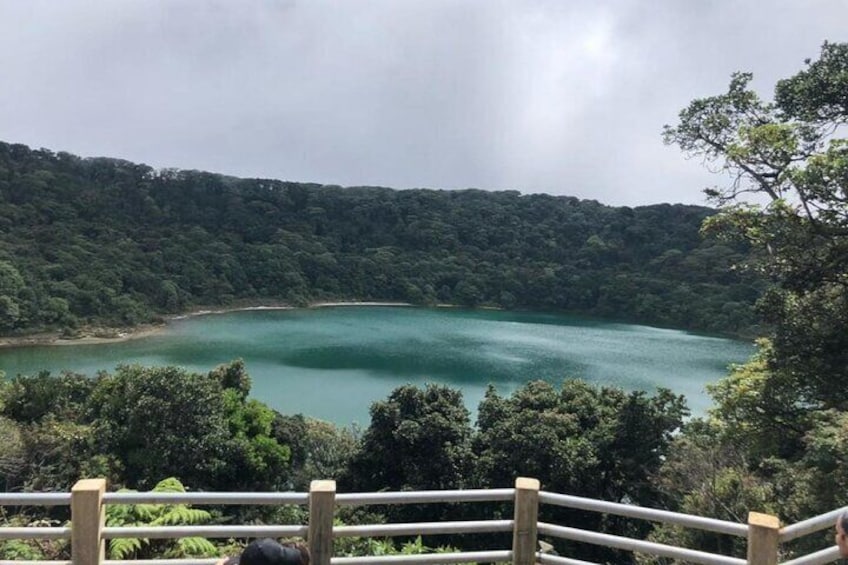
[{"left": 664, "top": 41, "right": 848, "bottom": 423}]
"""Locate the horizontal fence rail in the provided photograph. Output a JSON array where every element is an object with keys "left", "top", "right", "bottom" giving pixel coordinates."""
[
  {"left": 539, "top": 491, "right": 749, "bottom": 537},
  {"left": 536, "top": 554, "right": 600, "bottom": 565},
  {"left": 102, "top": 526, "right": 310, "bottom": 539},
  {"left": 780, "top": 508, "right": 844, "bottom": 543},
  {"left": 334, "top": 488, "right": 515, "bottom": 506},
  {"left": 0, "top": 495, "right": 71, "bottom": 507},
  {"left": 0, "top": 528, "right": 71, "bottom": 541},
  {"left": 102, "top": 561, "right": 218, "bottom": 565},
  {"left": 332, "top": 519, "right": 514, "bottom": 538},
  {"left": 779, "top": 545, "right": 842, "bottom": 565},
  {"left": 0, "top": 561, "right": 72, "bottom": 565},
  {"left": 0, "top": 478, "right": 845, "bottom": 565},
  {"left": 331, "top": 550, "right": 513, "bottom": 564},
  {"left": 102, "top": 493, "right": 309, "bottom": 506},
  {"left": 538, "top": 522, "right": 745, "bottom": 565}
]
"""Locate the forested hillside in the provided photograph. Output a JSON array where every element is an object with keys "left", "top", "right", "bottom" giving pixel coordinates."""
[{"left": 0, "top": 141, "right": 760, "bottom": 336}]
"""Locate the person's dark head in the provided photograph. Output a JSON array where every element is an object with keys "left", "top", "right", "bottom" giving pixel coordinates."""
[
  {"left": 225, "top": 538, "right": 309, "bottom": 565},
  {"left": 835, "top": 510, "right": 848, "bottom": 557}
]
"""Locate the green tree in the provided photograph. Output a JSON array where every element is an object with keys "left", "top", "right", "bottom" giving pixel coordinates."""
[
  {"left": 663, "top": 40, "right": 848, "bottom": 436},
  {"left": 475, "top": 380, "right": 686, "bottom": 503},
  {"left": 0, "top": 416, "right": 25, "bottom": 490},
  {"left": 288, "top": 419, "right": 358, "bottom": 490},
  {"left": 86, "top": 365, "right": 231, "bottom": 489},
  {"left": 344, "top": 384, "right": 474, "bottom": 493},
  {"left": 0, "top": 370, "right": 93, "bottom": 424},
  {"left": 0, "top": 138, "right": 760, "bottom": 337},
  {"left": 0, "top": 261, "right": 24, "bottom": 331},
  {"left": 657, "top": 41, "right": 848, "bottom": 557},
  {"left": 0, "top": 261, "right": 24, "bottom": 296},
  {"left": 0, "top": 361, "right": 298, "bottom": 494},
  {"left": 217, "top": 390, "right": 291, "bottom": 491},
  {"left": 474, "top": 380, "right": 687, "bottom": 562},
  {"left": 640, "top": 420, "right": 775, "bottom": 563}
]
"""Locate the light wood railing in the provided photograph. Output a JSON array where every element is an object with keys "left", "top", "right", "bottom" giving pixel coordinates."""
[{"left": 0, "top": 477, "right": 841, "bottom": 565}]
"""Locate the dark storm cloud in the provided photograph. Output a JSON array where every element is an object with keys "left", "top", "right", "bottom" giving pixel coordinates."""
[{"left": 0, "top": 0, "right": 846, "bottom": 205}]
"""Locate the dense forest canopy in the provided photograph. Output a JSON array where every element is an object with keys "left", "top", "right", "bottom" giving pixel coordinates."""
[{"left": 0, "top": 141, "right": 761, "bottom": 336}]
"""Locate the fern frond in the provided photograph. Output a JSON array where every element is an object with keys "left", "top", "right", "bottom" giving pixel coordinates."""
[
  {"left": 108, "top": 537, "right": 144, "bottom": 559},
  {"left": 174, "top": 537, "right": 218, "bottom": 557},
  {"left": 151, "top": 506, "right": 211, "bottom": 526},
  {"left": 400, "top": 536, "right": 427, "bottom": 554},
  {"left": 153, "top": 477, "right": 187, "bottom": 493},
  {"left": 105, "top": 503, "right": 137, "bottom": 526},
  {"left": 133, "top": 503, "right": 160, "bottom": 522}
]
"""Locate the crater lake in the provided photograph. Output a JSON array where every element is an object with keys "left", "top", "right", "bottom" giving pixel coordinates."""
[{"left": 0, "top": 306, "right": 754, "bottom": 425}]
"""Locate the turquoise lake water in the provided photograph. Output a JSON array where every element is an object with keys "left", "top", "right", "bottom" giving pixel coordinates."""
[{"left": 0, "top": 306, "right": 754, "bottom": 425}]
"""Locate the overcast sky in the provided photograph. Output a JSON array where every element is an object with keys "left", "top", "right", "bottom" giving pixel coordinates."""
[{"left": 0, "top": 1, "right": 846, "bottom": 206}]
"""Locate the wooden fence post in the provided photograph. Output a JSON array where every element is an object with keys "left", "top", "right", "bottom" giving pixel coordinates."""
[
  {"left": 747, "top": 512, "right": 780, "bottom": 565},
  {"left": 71, "top": 478, "right": 106, "bottom": 565},
  {"left": 308, "top": 480, "right": 336, "bottom": 565},
  {"left": 512, "top": 477, "right": 540, "bottom": 565}
]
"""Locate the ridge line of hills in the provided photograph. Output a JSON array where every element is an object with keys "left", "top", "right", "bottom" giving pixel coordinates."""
[{"left": 0, "top": 140, "right": 762, "bottom": 337}]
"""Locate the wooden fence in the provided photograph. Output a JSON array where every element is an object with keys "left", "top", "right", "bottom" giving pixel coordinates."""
[{"left": 0, "top": 477, "right": 842, "bottom": 565}]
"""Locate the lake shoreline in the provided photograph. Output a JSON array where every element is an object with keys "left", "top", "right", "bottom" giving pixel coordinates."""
[
  {"left": 0, "top": 306, "right": 750, "bottom": 422},
  {"left": 0, "top": 301, "right": 415, "bottom": 349},
  {"left": 0, "top": 301, "right": 748, "bottom": 350}
]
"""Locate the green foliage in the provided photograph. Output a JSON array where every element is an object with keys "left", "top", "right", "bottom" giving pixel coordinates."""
[
  {"left": 475, "top": 380, "right": 687, "bottom": 502},
  {"left": 341, "top": 384, "right": 475, "bottom": 529},
  {"left": 774, "top": 41, "right": 848, "bottom": 123},
  {"left": 642, "top": 419, "right": 775, "bottom": 562},
  {"left": 344, "top": 384, "right": 474, "bottom": 493},
  {"left": 0, "top": 361, "right": 292, "bottom": 493},
  {"left": 210, "top": 358, "right": 252, "bottom": 399},
  {"left": 86, "top": 364, "right": 231, "bottom": 488},
  {"left": 0, "top": 516, "right": 68, "bottom": 560},
  {"left": 474, "top": 380, "right": 686, "bottom": 562},
  {"left": 0, "top": 370, "right": 95, "bottom": 423},
  {"left": 105, "top": 477, "right": 216, "bottom": 560},
  {"left": 0, "top": 416, "right": 25, "bottom": 490},
  {"left": 337, "top": 380, "right": 685, "bottom": 561},
  {"left": 0, "top": 141, "right": 761, "bottom": 337},
  {"left": 657, "top": 40, "right": 848, "bottom": 559},
  {"left": 707, "top": 339, "right": 811, "bottom": 459},
  {"left": 286, "top": 418, "right": 358, "bottom": 490},
  {"left": 335, "top": 532, "right": 462, "bottom": 561},
  {"left": 0, "top": 262, "right": 24, "bottom": 322},
  {"left": 0, "top": 371, "right": 109, "bottom": 490},
  {"left": 219, "top": 390, "right": 292, "bottom": 491},
  {"left": 0, "top": 539, "right": 48, "bottom": 560}
]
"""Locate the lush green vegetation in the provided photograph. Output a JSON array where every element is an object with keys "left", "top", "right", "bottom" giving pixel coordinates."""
[
  {"left": 647, "top": 40, "right": 848, "bottom": 560},
  {"left": 0, "top": 364, "right": 685, "bottom": 562},
  {"left": 1, "top": 38, "right": 846, "bottom": 565},
  {"left": 0, "top": 140, "right": 761, "bottom": 337}
]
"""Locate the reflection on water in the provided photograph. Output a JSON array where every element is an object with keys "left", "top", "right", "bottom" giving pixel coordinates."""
[{"left": 0, "top": 306, "right": 754, "bottom": 425}]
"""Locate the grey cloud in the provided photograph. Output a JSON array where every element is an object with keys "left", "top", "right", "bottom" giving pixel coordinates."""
[{"left": 0, "top": 0, "right": 846, "bottom": 206}]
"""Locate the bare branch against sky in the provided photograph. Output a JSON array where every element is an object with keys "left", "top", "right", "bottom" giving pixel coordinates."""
[{"left": 0, "top": 0, "right": 845, "bottom": 206}]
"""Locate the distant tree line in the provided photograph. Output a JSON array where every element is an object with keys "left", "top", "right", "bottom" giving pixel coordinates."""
[{"left": 0, "top": 141, "right": 762, "bottom": 336}]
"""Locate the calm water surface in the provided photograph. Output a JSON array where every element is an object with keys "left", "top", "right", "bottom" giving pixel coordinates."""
[{"left": 0, "top": 307, "right": 754, "bottom": 425}]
